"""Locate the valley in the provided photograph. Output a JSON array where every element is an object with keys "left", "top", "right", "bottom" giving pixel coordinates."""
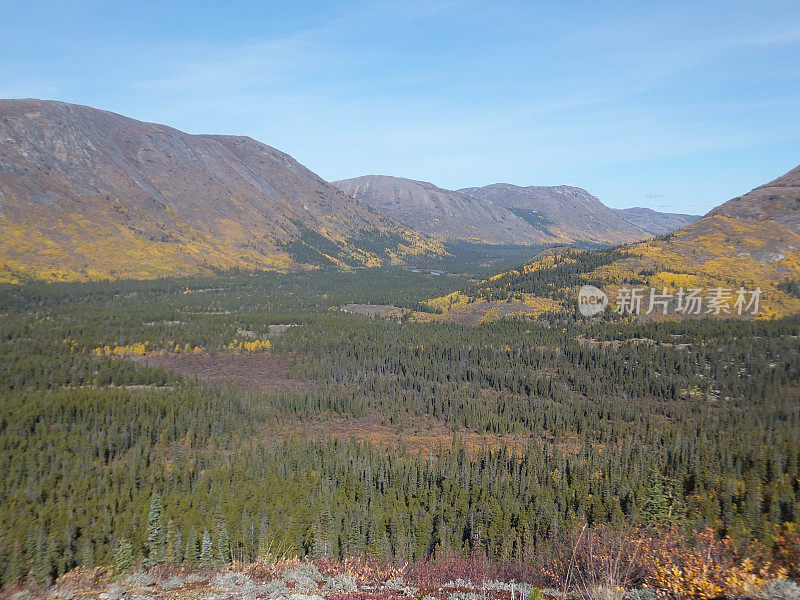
[
  {"left": 1, "top": 265, "right": 798, "bottom": 597},
  {"left": 3, "top": 2, "right": 799, "bottom": 599},
  {"left": 1, "top": 102, "right": 799, "bottom": 600}
]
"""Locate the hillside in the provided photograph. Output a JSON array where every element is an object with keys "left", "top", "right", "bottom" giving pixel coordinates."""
[
  {"left": 613, "top": 206, "right": 700, "bottom": 235},
  {"left": 458, "top": 183, "right": 651, "bottom": 245},
  {"left": 451, "top": 164, "right": 800, "bottom": 320},
  {"left": 333, "top": 175, "right": 544, "bottom": 244},
  {"left": 590, "top": 163, "right": 800, "bottom": 317},
  {"left": 336, "top": 176, "right": 691, "bottom": 248},
  {"left": 0, "top": 100, "right": 441, "bottom": 282}
]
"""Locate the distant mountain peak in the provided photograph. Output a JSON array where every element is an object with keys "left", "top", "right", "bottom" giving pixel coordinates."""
[
  {"left": 457, "top": 182, "right": 650, "bottom": 245},
  {"left": 334, "top": 175, "right": 546, "bottom": 245},
  {"left": 612, "top": 207, "right": 700, "bottom": 236},
  {"left": 337, "top": 175, "right": 695, "bottom": 248}
]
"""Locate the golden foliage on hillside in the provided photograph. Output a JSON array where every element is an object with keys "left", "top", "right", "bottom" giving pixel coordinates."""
[
  {"left": 588, "top": 214, "right": 800, "bottom": 318},
  {"left": 0, "top": 211, "right": 294, "bottom": 283},
  {"left": 416, "top": 290, "right": 562, "bottom": 324},
  {"left": 0, "top": 208, "right": 441, "bottom": 283}
]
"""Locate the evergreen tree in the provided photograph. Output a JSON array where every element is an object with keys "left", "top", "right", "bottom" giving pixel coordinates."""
[
  {"left": 79, "top": 538, "right": 95, "bottom": 569},
  {"left": 4, "top": 541, "right": 23, "bottom": 588},
  {"left": 114, "top": 538, "right": 134, "bottom": 575},
  {"left": 144, "top": 492, "right": 165, "bottom": 568},
  {"left": 310, "top": 521, "right": 325, "bottom": 559},
  {"left": 165, "top": 520, "right": 181, "bottom": 565},
  {"left": 184, "top": 527, "right": 199, "bottom": 565},
  {"left": 640, "top": 469, "right": 683, "bottom": 525},
  {"left": 32, "top": 529, "right": 51, "bottom": 586},
  {"left": 217, "top": 523, "right": 231, "bottom": 566},
  {"left": 200, "top": 530, "right": 213, "bottom": 566}
]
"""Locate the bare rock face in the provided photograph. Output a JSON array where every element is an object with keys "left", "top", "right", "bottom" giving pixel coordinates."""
[
  {"left": 0, "top": 99, "right": 438, "bottom": 282},
  {"left": 458, "top": 183, "right": 651, "bottom": 245}
]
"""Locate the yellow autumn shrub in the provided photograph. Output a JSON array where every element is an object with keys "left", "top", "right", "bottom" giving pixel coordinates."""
[{"left": 646, "top": 528, "right": 785, "bottom": 600}]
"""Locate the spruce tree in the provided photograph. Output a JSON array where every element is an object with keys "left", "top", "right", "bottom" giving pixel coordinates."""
[
  {"left": 4, "top": 541, "right": 23, "bottom": 588},
  {"left": 144, "top": 492, "right": 165, "bottom": 568},
  {"left": 114, "top": 538, "right": 134, "bottom": 575},
  {"left": 184, "top": 527, "right": 199, "bottom": 565},
  {"left": 640, "top": 469, "right": 676, "bottom": 525},
  {"left": 32, "top": 529, "right": 51, "bottom": 586},
  {"left": 79, "top": 538, "right": 95, "bottom": 569},
  {"left": 165, "top": 520, "right": 181, "bottom": 565},
  {"left": 217, "top": 523, "right": 231, "bottom": 566},
  {"left": 311, "top": 522, "right": 324, "bottom": 559},
  {"left": 199, "top": 530, "right": 213, "bottom": 566}
]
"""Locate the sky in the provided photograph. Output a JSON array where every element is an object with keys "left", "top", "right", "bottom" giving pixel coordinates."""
[{"left": 1, "top": 0, "right": 799, "bottom": 214}]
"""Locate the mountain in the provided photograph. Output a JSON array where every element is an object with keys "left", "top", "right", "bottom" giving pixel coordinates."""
[
  {"left": 706, "top": 164, "right": 800, "bottom": 225},
  {"left": 613, "top": 207, "right": 700, "bottom": 236},
  {"left": 333, "top": 175, "right": 544, "bottom": 244},
  {"left": 0, "top": 99, "right": 441, "bottom": 282},
  {"left": 336, "top": 176, "right": 660, "bottom": 247},
  {"left": 453, "top": 164, "right": 800, "bottom": 320},
  {"left": 617, "top": 164, "right": 800, "bottom": 296},
  {"left": 457, "top": 184, "right": 651, "bottom": 245}
]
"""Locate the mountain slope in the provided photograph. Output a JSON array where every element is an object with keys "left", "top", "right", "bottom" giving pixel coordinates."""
[
  {"left": 336, "top": 176, "right": 663, "bottom": 247},
  {"left": 457, "top": 164, "right": 800, "bottom": 319},
  {"left": 613, "top": 207, "right": 700, "bottom": 236},
  {"left": 458, "top": 184, "right": 651, "bottom": 245},
  {"left": 333, "top": 175, "right": 544, "bottom": 244},
  {"left": 0, "top": 99, "right": 440, "bottom": 282},
  {"left": 599, "top": 164, "right": 800, "bottom": 315}
]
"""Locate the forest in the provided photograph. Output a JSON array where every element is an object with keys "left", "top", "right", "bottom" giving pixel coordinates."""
[{"left": 0, "top": 266, "right": 798, "bottom": 592}]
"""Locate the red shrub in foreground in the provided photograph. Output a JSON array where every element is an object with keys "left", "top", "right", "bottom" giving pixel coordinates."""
[
  {"left": 329, "top": 593, "right": 398, "bottom": 600},
  {"left": 406, "top": 552, "right": 491, "bottom": 586},
  {"left": 404, "top": 551, "right": 549, "bottom": 587}
]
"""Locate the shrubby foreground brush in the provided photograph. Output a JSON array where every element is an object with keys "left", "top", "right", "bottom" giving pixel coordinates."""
[{"left": 6, "top": 529, "right": 800, "bottom": 600}]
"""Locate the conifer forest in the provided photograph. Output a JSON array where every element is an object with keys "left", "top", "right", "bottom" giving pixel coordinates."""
[{"left": 1, "top": 267, "right": 798, "bottom": 596}]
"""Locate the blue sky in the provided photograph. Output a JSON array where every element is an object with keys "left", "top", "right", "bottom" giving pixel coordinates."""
[{"left": 1, "top": 0, "right": 799, "bottom": 214}]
